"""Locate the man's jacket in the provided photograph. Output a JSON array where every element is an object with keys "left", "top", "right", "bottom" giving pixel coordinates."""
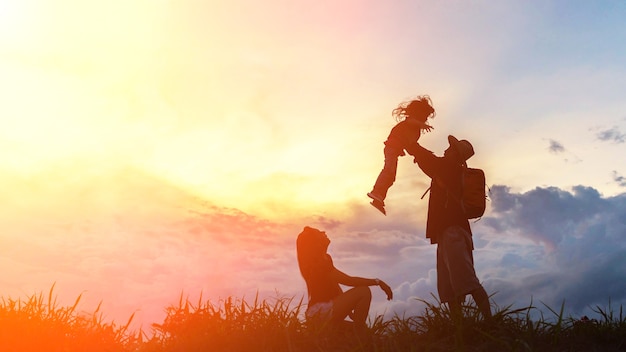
[{"left": 411, "top": 144, "right": 472, "bottom": 244}]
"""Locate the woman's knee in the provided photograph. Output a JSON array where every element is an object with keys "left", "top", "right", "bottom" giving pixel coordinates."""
[{"left": 356, "top": 286, "right": 372, "bottom": 300}]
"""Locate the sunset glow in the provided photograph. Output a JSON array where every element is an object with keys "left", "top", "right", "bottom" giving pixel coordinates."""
[{"left": 1, "top": 0, "right": 625, "bottom": 330}]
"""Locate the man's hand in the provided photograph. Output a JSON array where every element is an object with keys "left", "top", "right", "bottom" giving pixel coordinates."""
[{"left": 377, "top": 280, "right": 393, "bottom": 300}]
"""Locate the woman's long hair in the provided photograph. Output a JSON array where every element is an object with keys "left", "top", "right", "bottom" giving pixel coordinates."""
[{"left": 296, "top": 226, "right": 325, "bottom": 299}]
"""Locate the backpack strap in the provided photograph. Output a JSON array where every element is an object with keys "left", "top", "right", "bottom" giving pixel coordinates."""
[{"left": 420, "top": 167, "right": 465, "bottom": 209}]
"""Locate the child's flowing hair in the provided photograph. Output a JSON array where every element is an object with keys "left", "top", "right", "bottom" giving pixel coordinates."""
[{"left": 392, "top": 95, "right": 436, "bottom": 124}]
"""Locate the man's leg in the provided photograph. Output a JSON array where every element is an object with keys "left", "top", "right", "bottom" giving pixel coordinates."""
[
  {"left": 448, "top": 296, "right": 464, "bottom": 321},
  {"left": 470, "top": 286, "right": 491, "bottom": 318},
  {"left": 439, "top": 226, "right": 491, "bottom": 319}
]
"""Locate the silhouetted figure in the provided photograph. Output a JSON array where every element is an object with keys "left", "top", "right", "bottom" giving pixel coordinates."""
[
  {"left": 296, "top": 226, "right": 393, "bottom": 331},
  {"left": 368, "top": 95, "right": 435, "bottom": 215},
  {"left": 411, "top": 135, "right": 492, "bottom": 319}
]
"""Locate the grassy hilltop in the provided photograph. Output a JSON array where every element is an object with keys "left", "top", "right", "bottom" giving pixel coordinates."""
[{"left": 1, "top": 287, "right": 625, "bottom": 352}]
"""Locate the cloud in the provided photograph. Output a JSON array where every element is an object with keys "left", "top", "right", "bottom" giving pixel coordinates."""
[
  {"left": 0, "top": 163, "right": 304, "bottom": 330},
  {"left": 542, "top": 139, "right": 582, "bottom": 163},
  {"left": 480, "top": 185, "right": 626, "bottom": 315},
  {"left": 548, "top": 139, "right": 565, "bottom": 153},
  {"left": 596, "top": 126, "right": 625, "bottom": 143},
  {"left": 485, "top": 185, "right": 611, "bottom": 249},
  {"left": 614, "top": 171, "right": 626, "bottom": 187},
  {"left": 357, "top": 184, "right": 626, "bottom": 321},
  {"left": 4, "top": 169, "right": 626, "bottom": 329}
]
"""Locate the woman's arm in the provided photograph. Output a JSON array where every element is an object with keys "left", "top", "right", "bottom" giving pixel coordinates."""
[{"left": 330, "top": 268, "right": 393, "bottom": 300}]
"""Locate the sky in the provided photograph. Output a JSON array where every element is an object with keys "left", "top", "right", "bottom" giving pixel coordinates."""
[{"left": 1, "top": 0, "right": 625, "bottom": 331}]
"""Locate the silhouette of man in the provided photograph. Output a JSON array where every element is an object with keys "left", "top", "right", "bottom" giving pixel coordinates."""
[{"left": 410, "top": 135, "right": 491, "bottom": 318}]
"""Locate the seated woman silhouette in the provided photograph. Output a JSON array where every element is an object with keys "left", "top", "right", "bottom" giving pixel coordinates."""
[{"left": 296, "top": 226, "right": 393, "bottom": 330}]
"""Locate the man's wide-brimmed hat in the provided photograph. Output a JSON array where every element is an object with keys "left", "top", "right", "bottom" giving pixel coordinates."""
[{"left": 448, "top": 135, "right": 474, "bottom": 162}]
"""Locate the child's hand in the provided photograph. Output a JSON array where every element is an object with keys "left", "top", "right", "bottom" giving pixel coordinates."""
[{"left": 422, "top": 124, "right": 433, "bottom": 133}]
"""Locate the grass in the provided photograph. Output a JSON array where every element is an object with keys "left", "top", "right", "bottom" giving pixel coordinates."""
[
  {"left": 0, "top": 284, "right": 142, "bottom": 352},
  {"left": 1, "top": 286, "right": 625, "bottom": 351}
]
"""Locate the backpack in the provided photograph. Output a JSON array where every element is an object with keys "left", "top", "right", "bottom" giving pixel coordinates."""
[{"left": 421, "top": 165, "right": 488, "bottom": 220}]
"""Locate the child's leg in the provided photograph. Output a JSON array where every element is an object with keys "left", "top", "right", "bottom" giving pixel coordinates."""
[{"left": 370, "top": 147, "right": 400, "bottom": 200}]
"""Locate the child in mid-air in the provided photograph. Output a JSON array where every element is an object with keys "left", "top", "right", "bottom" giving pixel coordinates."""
[{"left": 368, "top": 95, "right": 436, "bottom": 215}]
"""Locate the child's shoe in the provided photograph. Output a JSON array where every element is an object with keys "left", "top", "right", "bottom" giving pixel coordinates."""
[
  {"left": 369, "top": 199, "right": 386, "bottom": 215},
  {"left": 367, "top": 192, "right": 386, "bottom": 215},
  {"left": 367, "top": 192, "right": 385, "bottom": 205}
]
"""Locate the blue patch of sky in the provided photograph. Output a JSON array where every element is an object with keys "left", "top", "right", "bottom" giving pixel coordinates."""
[{"left": 495, "top": 1, "right": 626, "bottom": 76}]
